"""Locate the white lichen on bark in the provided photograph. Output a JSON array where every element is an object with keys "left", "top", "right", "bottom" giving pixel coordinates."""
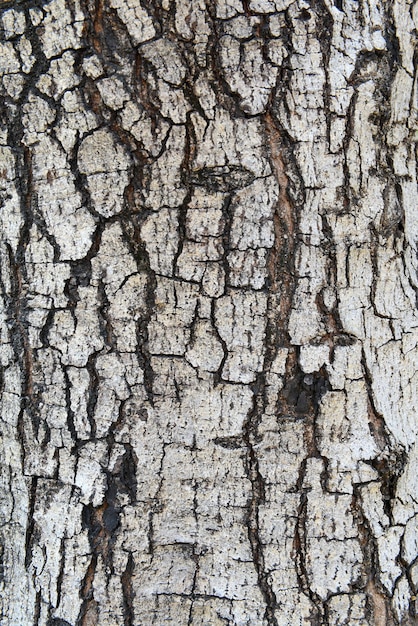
[{"left": 1, "top": 0, "right": 418, "bottom": 625}]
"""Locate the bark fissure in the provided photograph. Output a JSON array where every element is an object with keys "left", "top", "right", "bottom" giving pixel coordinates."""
[{"left": 243, "top": 378, "right": 278, "bottom": 626}]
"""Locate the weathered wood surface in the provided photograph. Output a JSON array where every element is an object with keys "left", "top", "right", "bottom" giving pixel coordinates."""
[{"left": 1, "top": 0, "right": 418, "bottom": 624}]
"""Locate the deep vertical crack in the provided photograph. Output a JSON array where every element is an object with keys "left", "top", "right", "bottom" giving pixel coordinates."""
[
  {"left": 121, "top": 552, "right": 134, "bottom": 626},
  {"left": 243, "top": 372, "right": 278, "bottom": 626}
]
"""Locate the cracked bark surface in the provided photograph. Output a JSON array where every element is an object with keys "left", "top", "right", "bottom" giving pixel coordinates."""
[{"left": 1, "top": 0, "right": 418, "bottom": 624}]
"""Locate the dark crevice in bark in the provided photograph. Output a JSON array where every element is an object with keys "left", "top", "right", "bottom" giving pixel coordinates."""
[
  {"left": 65, "top": 259, "right": 93, "bottom": 305},
  {"left": 242, "top": 360, "right": 279, "bottom": 625},
  {"left": 136, "top": 315, "right": 156, "bottom": 406},
  {"left": 120, "top": 215, "right": 157, "bottom": 405},
  {"left": 187, "top": 530, "right": 201, "bottom": 626},
  {"left": 86, "top": 0, "right": 104, "bottom": 54},
  {"left": 7, "top": 146, "right": 37, "bottom": 431},
  {"left": 292, "top": 378, "right": 330, "bottom": 620},
  {"left": 38, "top": 308, "right": 57, "bottom": 348},
  {"left": 13, "top": 5, "right": 50, "bottom": 107},
  {"left": 293, "top": 487, "right": 324, "bottom": 625},
  {"left": 24, "top": 475, "right": 38, "bottom": 569},
  {"left": 370, "top": 451, "right": 408, "bottom": 529},
  {"left": 80, "top": 443, "right": 138, "bottom": 611},
  {"left": 68, "top": 137, "right": 101, "bottom": 225},
  {"left": 340, "top": 88, "right": 358, "bottom": 210},
  {"left": 203, "top": 12, "right": 257, "bottom": 120},
  {"left": 264, "top": 112, "right": 302, "bottom": 346},
  {"left": 110, "top": 443, "right": 138, "bottom": 505},
  {"left": 63, "top": 366, "right": 78, "bottom": 443},
  {"left": 319, "top": 213, "right": 346, "bottom": 338},
  {"left": 83, "top": 500, "right": 117, "bottom": 574},
  {"left": 55, "top": 537, "right": 66, "bottom": 612},
  {"left": 353, "top": 484, "right": 397, "bottom": 626},
  {"left": 133, "top": 57, "right": 167, "bottom": 145},
  {"left": 85, "top": 353, "right": 99, "bottom": 439},
  {"left": 121, "top": 552, "right": 134, "bottom": 626},
  {"left": 313, "top": 0, "right": 333, "bottom": 149},
  {"left": 384, "top": 5, "right": 401, "bottom": 71},
  {"left": 406, "top": 578, "right": 418, "bottom": 622},
  {"left": 34, "top": 590, "right": 42, "bottom": 626},
  {"left": 219, "top": 194, "right": 233, "bottom": 297},
  {"left": 0, "top": 540, "right": 4, "bottom": 586},
  {"left": 360, "top": 349, "right": 407, "bottom": 527},
  {"left": 84, "top": 0, "right": 135, "bottom": 66},
  {"left": 211, "top": 298, "right": 228, "bottom": 386},
  {"left": 173, "top": 202, "right": 190, "bottom": 282},
  {"left": 77, "top": 555, "right": 98, "bottom": 626},
  {"left": 278, "top": 356, "right": 330, "bottom": 424},
  {"left": 147, "top": 442, "right": 167, "bottom": 558},
  {"left": 361, "top": 350, "right": 392, "bottom": 453},
  {"left": 243, "top": 434, "right": 278, "bottom": 626},
  {"left": 183, "top": 79, "right": 210, "bottom": 123},
  {"left": 395, "top": 549, "right": 418, "bottom": 625}
]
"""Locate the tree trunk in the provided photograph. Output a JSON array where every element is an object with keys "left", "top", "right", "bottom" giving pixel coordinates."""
[{"left": 1, "top": 0, "right": 417, "bottom": 624}]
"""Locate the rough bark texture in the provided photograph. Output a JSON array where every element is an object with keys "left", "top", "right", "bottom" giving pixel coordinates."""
[{"left": 1, "top": 0, "right": 418, "bottom": 624}]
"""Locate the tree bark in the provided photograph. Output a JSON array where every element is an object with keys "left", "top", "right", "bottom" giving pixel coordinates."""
[{"left": 1, "top": 0, "right": 418, "bottom": 624}]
